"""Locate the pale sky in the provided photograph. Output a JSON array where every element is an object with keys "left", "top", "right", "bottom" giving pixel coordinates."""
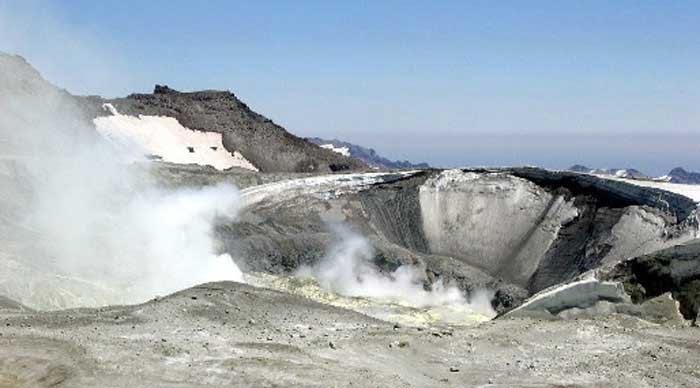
[{"left": 1, "top": 0, "right": 698, "bottom": 175}]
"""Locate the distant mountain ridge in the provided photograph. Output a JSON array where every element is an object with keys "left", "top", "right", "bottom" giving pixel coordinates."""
[
  {"left": 659, "top": 167, "right": 700, "bottom": 184},
  {"left": 568, "top": 165, "right": 649, "bottom": 180},
  {"left": 568, "top": 165, "right": 700, "bottom": 184},
  {"left": 306, "top": 137, "right": 429, "bottom": 170}
]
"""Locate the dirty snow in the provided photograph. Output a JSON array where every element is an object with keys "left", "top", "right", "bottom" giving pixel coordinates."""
[
  {"left": 240, "top": 171, "right": 419, "bottom": 208},
  {"left": 94, "top": 104, "right": 258, "bottom": 171}
]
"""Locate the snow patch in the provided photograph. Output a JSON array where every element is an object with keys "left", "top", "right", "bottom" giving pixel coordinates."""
[
  {"left": 94, "top": 104, "right": 258, "bottom": 171},
  {"left": 596, "top": 175, "right": 700, "bottom": 203},
  {"left": 506, "top": 274, "right": 630, "bottom": 317},
  {"left": 319, "top": 143, "right": 351, "bottom": 157}
]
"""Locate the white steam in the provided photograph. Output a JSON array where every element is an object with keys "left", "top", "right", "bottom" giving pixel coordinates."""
[
  {"left": 70, "top": 183, "right": 245, "bottom": 300},
  {"left": 0, "top": 54, "right": 244, "bottom": 309},
  {"left": 298, "top": 226, "right": 495, "bottom": 316}
]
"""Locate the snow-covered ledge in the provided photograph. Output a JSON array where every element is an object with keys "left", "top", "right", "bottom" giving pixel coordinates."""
[
  {"left": 504, "top": 273, "right": 631, "bottom": 318},
  {"left": 94, "top": 104, "right": 258, "bottom": 171}
]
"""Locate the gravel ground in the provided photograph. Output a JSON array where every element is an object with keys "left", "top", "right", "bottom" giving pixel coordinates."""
[{"left": 1, "top": 281, "right": 699, "bottom": 388}]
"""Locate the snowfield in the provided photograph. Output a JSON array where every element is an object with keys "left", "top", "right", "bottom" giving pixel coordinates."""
[
  {"left": 94, "top": 104, "right": 258, "bottom": 171},
  {"left": 240, "top": 170, "right": 419, "bottom": 207},
  {"left": 594, "top": 174, "right": 700, "bottom": 203}
]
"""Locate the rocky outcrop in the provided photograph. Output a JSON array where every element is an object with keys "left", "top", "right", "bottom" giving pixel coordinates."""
[
  {"left": 84, "top": 86, "right": 367, "bottom": 173},
  {"left": 505, "top": 275, "right": 631, "bottom": 318},
  {"left": 504, "top": 240, "right": 700, "bottom": 323},
  {"left": 507, "top": 167, "right": 697, "bottom": 223},
  {"left": 600, "top": 240, "right": 700, "bottom": 320}
]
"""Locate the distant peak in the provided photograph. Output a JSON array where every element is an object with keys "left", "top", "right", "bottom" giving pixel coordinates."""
[
  {"left": 568, "top": 164, "right": 591, "bottom": 172},
  {"left": 669, "top": 167, "right": 688, "bottom": 174}
]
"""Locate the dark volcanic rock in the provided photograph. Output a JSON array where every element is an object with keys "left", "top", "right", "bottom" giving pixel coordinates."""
[
  {"left": 85, "top": 86, "right": 367, "bottom": 173},
  {"left": 357, "top": 172, "right": 433, "bottom": 253},
  {"left": 488, "top": 167, "right": 699, "bottom": 293},
  {"left": 507, "top": 167, "right": 697, "bottom": 223},
  {"left": 525, "top": 197, "right": 626, "bottom": 293},
  {"left": 601, "top": 240, "right": 700, "bottom": 320}
]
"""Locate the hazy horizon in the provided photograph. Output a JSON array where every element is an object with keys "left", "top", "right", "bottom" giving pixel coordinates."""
[{"left": 1, "top": 0, "right": 698, "bottom": 175}]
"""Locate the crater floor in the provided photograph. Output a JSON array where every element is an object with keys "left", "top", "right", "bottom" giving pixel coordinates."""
[{"left": 1, "top": 281, "right": 699, "bottom": 388}]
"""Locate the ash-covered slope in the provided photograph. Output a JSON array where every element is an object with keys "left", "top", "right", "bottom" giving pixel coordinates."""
[
  {"left": 83, "top": 85, "right": 367, "bottom": 173},
  {"left": 306, "top": 137, "right": 429, "bottom": 170},
  {"left": 0, "top": 53, "right": 98, "bottom": 149}
]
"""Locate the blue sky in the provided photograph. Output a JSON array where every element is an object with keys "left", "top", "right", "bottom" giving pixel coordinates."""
[{"left": 1, "top": 0, "right": 698, "bottom": 174}]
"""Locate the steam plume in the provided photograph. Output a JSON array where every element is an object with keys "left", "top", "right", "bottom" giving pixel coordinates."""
[
  {"left": 0, "top": 54, "right": 243, "bottom": 309},
  {"left": 298, "top": 225, "right": 495, "bottom": 315}
]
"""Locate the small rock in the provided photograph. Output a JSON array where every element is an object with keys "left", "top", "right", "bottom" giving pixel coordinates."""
[
  {"left": 248, "top": 319, "right": 256, "bottom": 325},
  {"left": 329, "top": 341, "right": 337, "bottom": 350},
  {"left": 449, "top": 367, "right": 459, "bottom": 373}
]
